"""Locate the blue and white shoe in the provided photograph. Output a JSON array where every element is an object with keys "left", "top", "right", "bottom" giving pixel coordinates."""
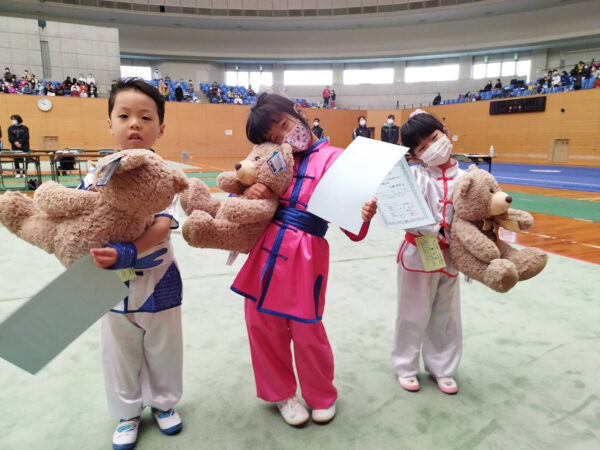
[
  {"left": 151, "top": 408, "right": 183, "bottom": 435},
  {"left": 112, "top": 417, "right": 140, "bottom": 450}
]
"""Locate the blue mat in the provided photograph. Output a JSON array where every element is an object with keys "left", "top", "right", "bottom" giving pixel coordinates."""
[{"left": 457, "top": 162, "right": 600, "bottom": 192}]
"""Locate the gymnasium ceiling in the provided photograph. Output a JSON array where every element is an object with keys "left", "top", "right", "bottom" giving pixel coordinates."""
[{"left": 0, "top": 0, "right": 591, "bottom": 31}]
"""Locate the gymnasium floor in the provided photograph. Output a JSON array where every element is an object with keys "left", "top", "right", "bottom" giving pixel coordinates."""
[{"left": 0, "top": 160, "right": 599, "bottom": 449}]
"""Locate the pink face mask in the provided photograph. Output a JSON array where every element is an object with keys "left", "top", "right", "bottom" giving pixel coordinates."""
[{"left": 283, "top": 124, "right": 311, "bottom": 153}]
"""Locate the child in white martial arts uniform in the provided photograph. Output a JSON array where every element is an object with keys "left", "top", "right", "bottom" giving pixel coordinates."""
[
  {"left": 392, "top": 110, "right": 465, "bottom": 395},
  {"left": 85, "top": 78, "right": 184, "bottom": 450}
]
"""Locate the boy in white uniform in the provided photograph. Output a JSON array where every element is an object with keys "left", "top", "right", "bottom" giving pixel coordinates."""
[
  {"left": 83, "top": 78, "right": 184, "bottom": 450},
  {"left": 392, "top": 110, "right": 465, "bottom": 395}
]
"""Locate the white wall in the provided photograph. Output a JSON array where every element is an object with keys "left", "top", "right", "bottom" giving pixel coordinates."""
[{"left": 0, "top": 16, "right": 120, "bottom": 95}]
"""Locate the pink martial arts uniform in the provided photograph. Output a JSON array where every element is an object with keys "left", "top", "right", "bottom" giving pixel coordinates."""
[{"left": 231, "top": 138, "right": 368, "bottom": 409}]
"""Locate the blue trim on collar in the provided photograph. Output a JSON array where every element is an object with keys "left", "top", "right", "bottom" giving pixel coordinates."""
[{"left": 310, "top": 137, "right": 328, "bottom": 151}]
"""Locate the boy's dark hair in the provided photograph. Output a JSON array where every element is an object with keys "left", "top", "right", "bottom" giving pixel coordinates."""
[
  {"left": 108, "top": 77, "right": 165, "bottom": 124},
  {"left": 388, "top": 114, "right": 395, "bottom": 120},
  {"left": 246, "top": 93, "right": 310, "bottom": 144},
  {"left": 401, "top": 112, "right": 444, "bottom": 156},
  {"left": 314, "top": 118, "right": 320, "bottom": 122},
  {"left": 10, "top": 114, "right": 23, "bottom": 124},
  {"left": 357, "top": 115, "right": 366, "bottom": 122}
]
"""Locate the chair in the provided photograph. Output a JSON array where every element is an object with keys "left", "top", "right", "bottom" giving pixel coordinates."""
[{"left": 98, "top": 148, "right": 117, "bottom": 155}]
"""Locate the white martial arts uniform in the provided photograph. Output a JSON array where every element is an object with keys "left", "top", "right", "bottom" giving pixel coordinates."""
[
  {"left": 80, "top": 172, "right": 184, "bottom": 419},
  {"left": 392, "top": 158, "right": 465, "bottom": 379}
]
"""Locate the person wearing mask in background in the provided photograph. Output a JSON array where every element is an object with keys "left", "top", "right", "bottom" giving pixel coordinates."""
[
  {"left": 8, "top": 114, "right": 30, "bottom": 177},
  {"left": 322, "top": 86, "right": 331, "bottom": 108},
  {"left": 353, "top": 115, "right": 371, "bottom": 139},
  {"left": 188, "top": 80, "right": 194, "bottom": 95},
  {"left": 330, "top": 89, "right": 336, "bottom": 108},
  {"left": 381, "top": 114, "right": 399, "bottom": 145},
  {"left": 86, "top": 73, "right": 96, "bottom": 86},
  {"left": 89, "top": 82, "right": 98, "bottom": 98},
  {"left": 3, "top": 67, "right": 11, "bottom": 82},
  {"left": 247, "top": 85, "right": 256, "bottom": 96},
  {"left": 63, "top": 76, "right": 73, "bottom": 91},
  {"left": 482, "top": 80, "right": 492, "bottom": 92},
  {"left": 560, "top": 71, "right": 570, "bottom": 87},
  {"left": 432, "top": 92, "right": 441, "bottom": 105},
  {"left": 552, "top": 70, "right": 561, "bottom": 87},
  {"left": 494, "top": 78, "right": 502, "bottom": 89},
  {"left": 311, "top": 118, "right": 324, "bottom": 139},
  {"left": 153, "top": 68, "right": 162, "bottom": 81}
]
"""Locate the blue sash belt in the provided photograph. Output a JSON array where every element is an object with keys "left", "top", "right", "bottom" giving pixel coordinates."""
[{"left": 274, "top": 206, "right": 328, "bottom": 237}]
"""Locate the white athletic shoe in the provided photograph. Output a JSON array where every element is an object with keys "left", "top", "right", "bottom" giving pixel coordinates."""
[
  {"left": 112, "top": 417, "right": 140, "bottom": 450},
  {"left": 151, "top": 408, "right": 183, "bottom": 435},
  {"left": 15, "top": 174, "right": 21, "bottom": 178},
  {"left": 311, "top": 403, "right": 336, "bottom": 424},
  {"left": 276, "top": 395, "right": 309, "bottom": 427}
]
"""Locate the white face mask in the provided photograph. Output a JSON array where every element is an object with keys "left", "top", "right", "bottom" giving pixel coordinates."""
[
  {"left": 313, "top": 122, "right": 319, "bottom": 127},
  {"left": 12, "top": 119, "right": 18, "bottom": 125},
  {"left": 387, "top": 119, "right": 394, "bottom": 125},
  {"left": 420, "top": 135, "right": 452, "bottom": 167},
  {"left": 359, "top": 120, "right": 366, "bottom": 127}
]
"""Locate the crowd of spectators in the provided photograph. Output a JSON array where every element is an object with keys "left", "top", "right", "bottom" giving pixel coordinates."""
[{"left": 1, "top": 67, "right": 99, "bottom": 98}]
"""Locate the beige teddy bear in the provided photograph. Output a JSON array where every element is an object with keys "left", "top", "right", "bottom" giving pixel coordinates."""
[
  {"left": 449, "top": 165, "right": 548, "bottom": 293},
  {"left": 180, "top": 142, "right": 294, "bottom": 253},
  {"left": 0, "top": 149, "right": 188, "bottom": 267}
]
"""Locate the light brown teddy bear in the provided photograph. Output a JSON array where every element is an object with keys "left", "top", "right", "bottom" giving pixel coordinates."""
[
  {"left": 180, "top": 142, "right": 294, "bottom": 253},
  {"left": 449, "top": 165, "right": 547, "bottom": 293},
  {"left": 0, "top": 149, "right": 188, "bottom": 267}
]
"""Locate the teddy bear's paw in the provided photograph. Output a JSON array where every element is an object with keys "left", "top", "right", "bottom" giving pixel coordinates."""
[
  {"left": 180, "top": 178, "right": 212, "bottom": 214},
  {"left": 182, "top": 210, "right": 214, "bottom": 247},
  {"left": 0, "top": 191, "right": 35, "bottom": 232},
  {"left": 513, "top": 248, "right": 548, "bottom": 281},
  {"left": 484, "top": 259, "right": 519, "bottom": 293}
]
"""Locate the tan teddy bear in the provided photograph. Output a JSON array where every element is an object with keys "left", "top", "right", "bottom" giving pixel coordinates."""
[
  {"left": 180, "top": 142, "right": 294, "bottom": 253},
  {"left": 449, "top": 165, "right": 548, "bottom": 293},
  {"left": 0, "top": 149, "right": 188, "bottom": 267}
]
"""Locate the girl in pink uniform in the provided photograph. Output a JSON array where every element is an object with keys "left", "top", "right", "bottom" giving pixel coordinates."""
[{"left": 232, "top": 93, "right": 377, "bottom": 426}]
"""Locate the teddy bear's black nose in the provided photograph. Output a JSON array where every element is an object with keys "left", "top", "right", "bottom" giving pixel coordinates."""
[
  {"left": 235, "top": 163, "right": 242, "bottom": 170},
  {"left": 506, "top": 196, "right": 512, "bottom": 203}
]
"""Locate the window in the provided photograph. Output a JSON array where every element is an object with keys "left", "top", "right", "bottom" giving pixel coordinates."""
[
  {"left": 226, "top": 70, "right": 272, "bottom": 88},
  {"left": 472, "top": 58, "right": 531, "bottom": 81},
  {"left": 343, "top": 68, "right": 394, "bottom": 85},
  {"left": 405, "top": 64, "right": 459, "bottom": 83},
  {"left": 284, "top": 70, "right": 333, "bottom": 86},
  {"left": 120, "top": 66, "right": 151, "bottom": 80}
]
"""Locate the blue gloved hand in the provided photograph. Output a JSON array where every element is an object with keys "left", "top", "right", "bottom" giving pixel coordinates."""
[
  {"left": 105, "top": 242, "right": 137, "bottom": 270},
  {"left": 134, "top": 248, "right": 168, "bottom": 269}
]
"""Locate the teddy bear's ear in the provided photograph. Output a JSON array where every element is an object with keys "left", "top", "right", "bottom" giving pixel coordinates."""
[
  {"left": 280, "top": 143, "right": 293, "bottom": 156},
  {"left": 455, "top": 173, "right": 473, "bottom": 198},
  {"left": 114, "top": 149, "right": 156, "bottom": 173},
  {"left": 467, "top": 164, "right": 479, "bottom": 172},
  {"left": 173, "top": 169, "right": 189, "bottom": 193}
]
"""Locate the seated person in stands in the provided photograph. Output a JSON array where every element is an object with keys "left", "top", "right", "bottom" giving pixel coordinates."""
[
  {"left": 482, "top": 80, "right": 492, "bottom": 92},
  {"left": 22, "top": 82, "right": 33, "bottom": 95},
  {"left": 46, "top": 82, "right": 55, "bottom": 96},
  {"left": 3, "top": 67, "right": 11, "bottom": 82},
  {"left": 464, "top": 91, "right": 472, "bottom": 102},
  {"left": 56, "top": 83, "right": 64, "bottom": 96},
  {"left": 551, "top": 70, "right": 561, "bottom": 87},
  {"left": 560, "top": 71, "right": 570, "bottom": 86},
  {"left": 233, "top": 94, "right": 243, "bottom": 105},
  {"left": 165, "top": 74, "right": 172, "bottom": 82},
  {"left": 247, "top": 85, "right": 256, "bottom": 96},
  {"left": 494, "top": 79, "right": 502, "bottom": 89},
  {"left": 544, "top": 71, "right": 553, "bottom": 86},
  {"left": 89, "top": 82, "right": 98, "bottom": 98},
  {"left": 594, "top": 73, "right": 600, "bottom": 89},
  {"left": 432, "top": 92, "right": 441, "bottom": 105},
  {"left": 71, "top": 82, "right": 80, "bottom": 97},
  {"left": 188, "top": 80, "right": 194, "bottom": 94},
  {"left": 227, "top": 88, "right": 235, "bottom": 100},
  {"left": 79, "top": 82, "right": 88, "bottom": 98},
  {"left": 63, "top": 76, "right": 73, "bottom": 90},
  {"left": 0, "top": 80, "right": 9, "bottom": 93}
]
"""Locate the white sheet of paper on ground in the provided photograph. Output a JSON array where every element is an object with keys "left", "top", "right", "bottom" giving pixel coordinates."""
[
  {"left": 0, "top": 255, "right": 128, "bottom": 375},
  {"left": 306, "top": 137, "right": 411, "bottom": 234},
  {"left": 375, "top": 158, "right": 436, "bottom": 230}
]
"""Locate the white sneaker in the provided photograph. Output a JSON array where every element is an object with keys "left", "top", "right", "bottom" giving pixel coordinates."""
[
  {"left": 276, "top": 395, "right": 309, "bottom": 426},
  {"left": 15, "top": 174, "right": 21, "bottom": 178},
  {"left": 112, "top": 417, "right": 140, "bottom": 450},
  {"left": 151, "top": 408, "right": 183, "bottom": 435},
  {"left": 311, "top": 403, "right": 336, "bottom": 424}
]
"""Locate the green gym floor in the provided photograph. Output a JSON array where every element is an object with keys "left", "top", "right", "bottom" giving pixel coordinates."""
[{"left": 0, "top": 197, "right": 599, "bottom": 450}]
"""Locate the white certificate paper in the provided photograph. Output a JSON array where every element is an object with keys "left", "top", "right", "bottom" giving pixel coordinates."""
[
  {"left": 307, "top": 137, "right": 411, "bottom": 234},
  {"left": 376, "top": 158, "right": 435, "bottom": 230}
]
